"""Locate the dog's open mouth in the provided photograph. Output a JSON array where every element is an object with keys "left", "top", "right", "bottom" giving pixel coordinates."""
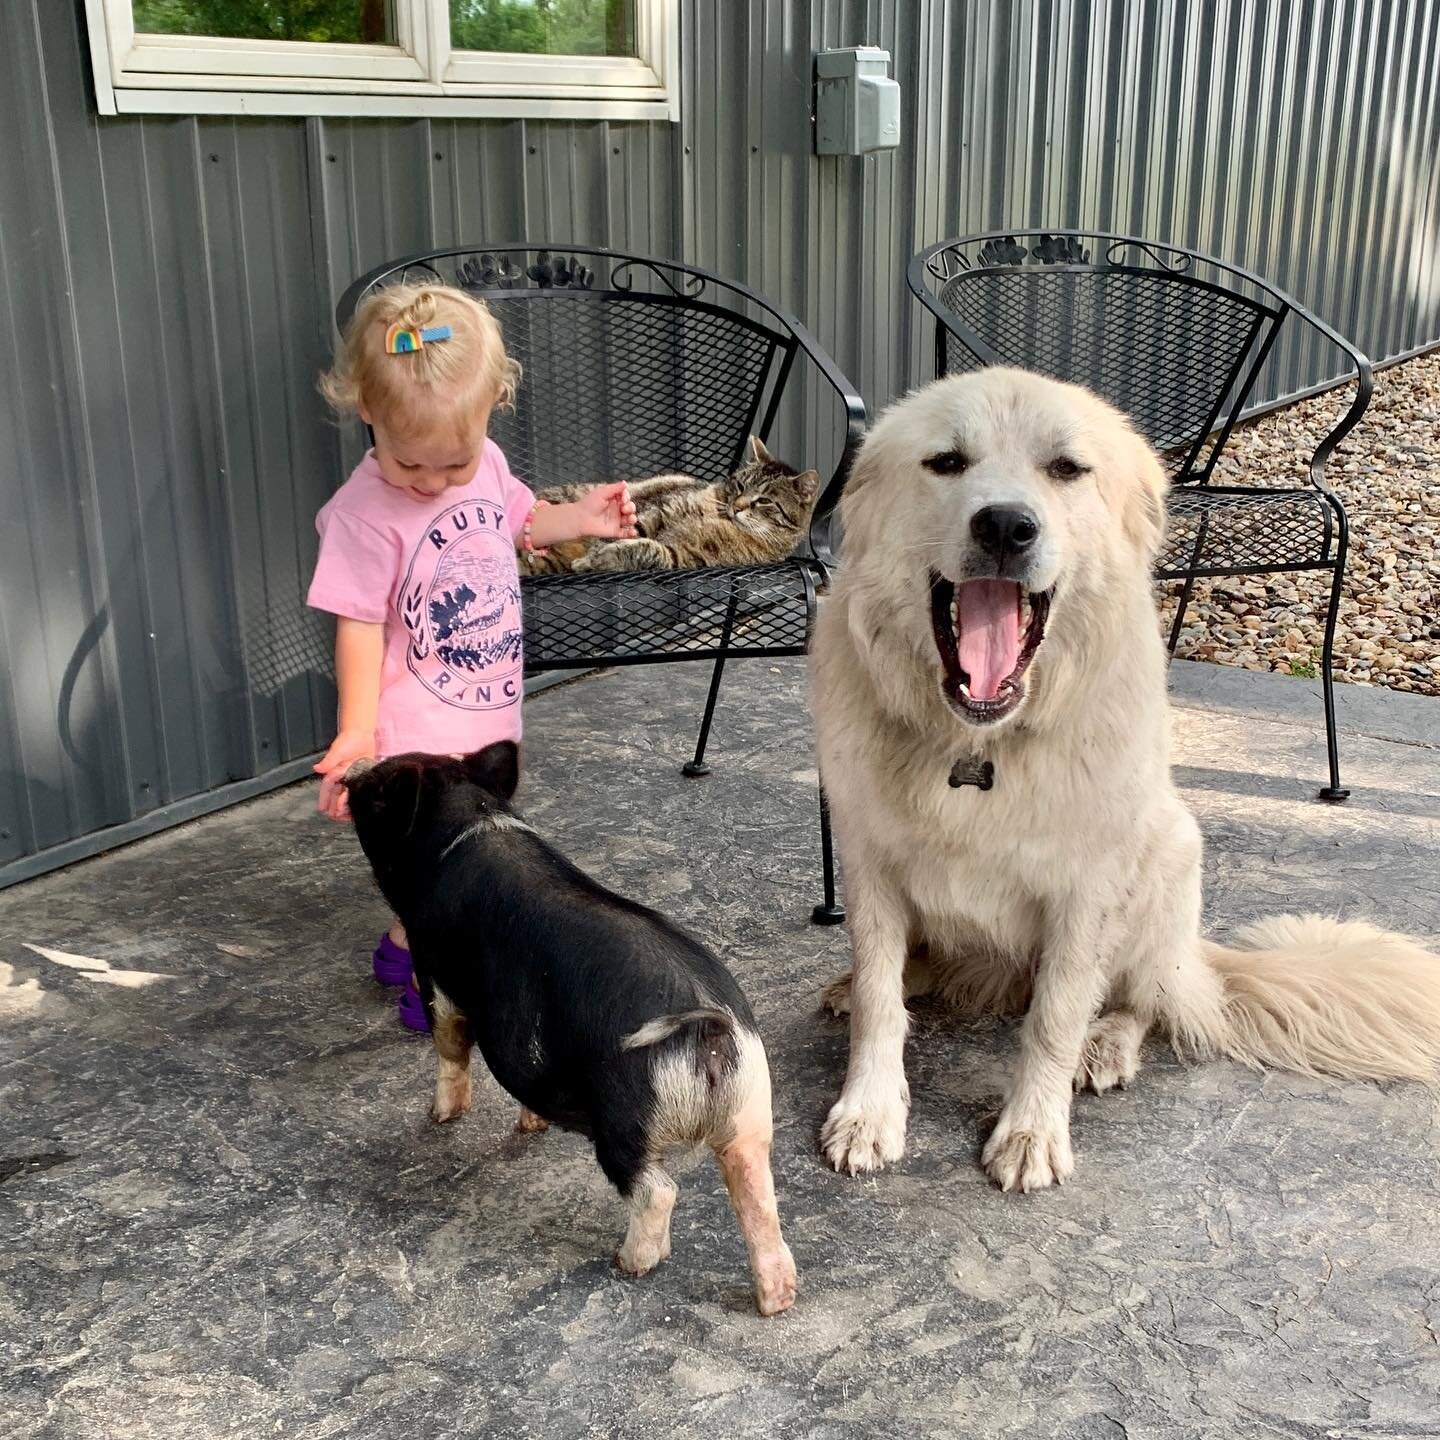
[{"left": 930, "top": 574, "right": 1051, "bottom": 724}]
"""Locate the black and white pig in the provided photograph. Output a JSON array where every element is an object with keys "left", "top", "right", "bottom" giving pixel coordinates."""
[{"left": 342, "top": 743, "right": 797, "bottom": 1316}]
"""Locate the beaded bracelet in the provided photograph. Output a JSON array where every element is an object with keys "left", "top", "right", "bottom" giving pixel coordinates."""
[{"left": 522, "top": 498, "right": 550, "bottom": 558}]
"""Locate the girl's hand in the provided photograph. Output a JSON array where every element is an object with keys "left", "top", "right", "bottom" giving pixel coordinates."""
[
  {"left": 320, "top": 618, "right": 383, "bottom": 821},
  {"left": 526, "top": 485, "right": 638, "bottom": 548},
  {"left": 314, "top": 727, "right": 375, "bottom": 821},
  {"left": 577, "top": 481, "right": 638, "bottom": 539}
]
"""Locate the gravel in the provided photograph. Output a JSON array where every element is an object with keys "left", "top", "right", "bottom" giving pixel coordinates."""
[{"left": 1159, "top": 348, "right": 1440, "bottom": 696}]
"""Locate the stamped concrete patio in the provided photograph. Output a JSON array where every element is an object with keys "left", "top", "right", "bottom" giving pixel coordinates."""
[{"left": 2, "top": 656, "right": 1438, "bottom": 1439}]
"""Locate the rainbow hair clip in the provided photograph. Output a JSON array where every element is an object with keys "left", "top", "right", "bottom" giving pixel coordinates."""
[{"left": 385, "top": 321, "right": 454, "bottom": 354}]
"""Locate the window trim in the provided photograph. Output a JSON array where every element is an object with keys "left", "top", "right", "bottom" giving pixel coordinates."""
[{"left": 83, "top": 0, "right": 679, "bottom": 120}]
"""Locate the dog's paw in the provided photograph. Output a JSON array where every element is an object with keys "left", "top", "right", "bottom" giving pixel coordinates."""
[
  {"left": 820, "top": 1090, "right": 908, "bottom": 1175},
  {"left": 615, "top": 1233, "right": 671, "bottom": 1277},
  {"left": 513, "top": 1106, "right": 551, "bottom": 1134},
  {"left": 820, "top": 971, "right": 853, "bottom": 1016},
  {"left": 981, "top": 1115, "right": 1074, "bottom": 1193},
  {"left": 1074, "top": 1012, "right": 1144, "bottom": 1095},
  {"left": 753, "top": 1242, "right": 798, "bottom": 1317}
]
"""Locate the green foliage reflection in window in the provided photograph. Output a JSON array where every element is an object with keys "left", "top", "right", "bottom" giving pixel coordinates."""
[
  {"left": 130, "top": 1, "right": 638, "bottom": 55},
  {"left": 450, "top": 0, "right": 635, "bottom": 56},
  {"left": 132, "top": 1, "right": 392, "bottom": 42}
]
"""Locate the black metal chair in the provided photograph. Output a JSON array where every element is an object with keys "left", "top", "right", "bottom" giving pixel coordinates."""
[
  {"left": 337, "top": 244, "right": 866, "bottom": 921},
  {"left": 908, "top": 229, "right": 1373, "bottom": 802}
]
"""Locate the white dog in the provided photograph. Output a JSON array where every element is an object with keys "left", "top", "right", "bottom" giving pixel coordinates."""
[{"left": 813, "top": 367, "right": 1440, "bottom": 1192}]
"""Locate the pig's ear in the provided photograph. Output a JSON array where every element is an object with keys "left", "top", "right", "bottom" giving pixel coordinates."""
[{"left": 464, "top": 741, "right": 520, "bottom": 800}]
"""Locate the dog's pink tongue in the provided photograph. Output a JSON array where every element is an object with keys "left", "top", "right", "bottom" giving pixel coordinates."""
[{"left": 957, "top": 580, "right": 1022, "bottom": 700}]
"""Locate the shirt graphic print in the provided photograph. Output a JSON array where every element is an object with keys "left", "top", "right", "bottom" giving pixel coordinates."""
[
  {"left": 399, "top": 496, "right": 524, "bottom": 712},
  {"left": 306, "top": 440, "right": 535, "bottom": 758}
]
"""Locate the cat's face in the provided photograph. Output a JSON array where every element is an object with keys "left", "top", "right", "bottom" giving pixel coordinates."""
[{"left": 719, "top": 437, "right": 820, "bottom": 540}]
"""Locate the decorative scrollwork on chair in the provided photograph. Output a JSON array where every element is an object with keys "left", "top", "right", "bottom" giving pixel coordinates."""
[
  {"left": 610, "top": 257, "right": 707, "bottom": 297},
  {"left": 458, "top": 252, "right": 522, "bottom": 290},
  {"left": 924, "top": 247, "right": 971, "bottom": 282},
  {"left": 976, "top": 235, "right": 1029, "bottom": 266},
  {"left": 526, "top": 251, "right": 594, "bottom": 289},
  {"left": 1103, "top": 239, "right": 1193, "bottom": 272},
  {"left": 1031, "top": 233, "right": 1092, "bottom": 264}
]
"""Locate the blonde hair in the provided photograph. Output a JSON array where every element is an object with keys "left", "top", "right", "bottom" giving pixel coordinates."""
[{"left": 320, "top": 282, "right": 520, "bottom": 442}]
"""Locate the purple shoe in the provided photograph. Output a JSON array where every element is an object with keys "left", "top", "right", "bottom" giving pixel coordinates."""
[
  {"left": 372, "top": 933, "right": 411, "bottom": 986},
  {"left": 398, "top": 975, "right": 431, "bottom": 1033}
]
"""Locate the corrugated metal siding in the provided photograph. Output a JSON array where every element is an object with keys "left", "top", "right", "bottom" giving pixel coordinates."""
[
  {"left": 896, "top": 0, "right": 1440, "bottom": 400},
  {"left": 1, "top": 0, "right": 679, "bottom": 886},
  {"left": 680, "top": 0, "right": 1440, "bottom": 417},
  {"left": 3, "top": 0, "right": 1437, "bottom": 884},
  {"left": 681, "top": 0, "right": 914, "bottom": 480},
  {"left": 310, "top": 114, "right": 680, "bottom": 480}
]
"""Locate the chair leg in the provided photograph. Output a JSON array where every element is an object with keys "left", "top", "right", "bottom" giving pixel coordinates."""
[
  {"left": 1166, "top": 573, "right": 1197, "bottom": 657},
  {"left": 1317, "top": 561, "right": 1349, "bottom": 803},
  {"left": 682, "top": 651, "right": 727, "bottom": 777},
  {"left": 811, "top": 783, "right": 845, "bottom": 926},
  {"left": 1165, "top": 511, "right": 1211, "bottom": 662},
  {"left": 683, "top": 593, "right": 740, "bottom": 778}
]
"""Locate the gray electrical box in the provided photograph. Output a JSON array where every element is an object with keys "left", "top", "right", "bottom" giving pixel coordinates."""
[{"left": 815, "top": 47, "right": 901, "bottom": 155}]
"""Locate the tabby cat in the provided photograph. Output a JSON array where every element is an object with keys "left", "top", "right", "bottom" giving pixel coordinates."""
[{"left": 518, "top": 437, "right": 819, "bottom": 574}]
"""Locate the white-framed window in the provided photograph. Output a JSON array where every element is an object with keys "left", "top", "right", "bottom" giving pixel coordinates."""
[{"left": 84, "top": 0, "right": 678, "bottom": 120}]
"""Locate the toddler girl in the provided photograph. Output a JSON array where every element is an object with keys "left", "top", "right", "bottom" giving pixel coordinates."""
[{"left": 308, "top": 282, "right": 636, "bottom": 1029}]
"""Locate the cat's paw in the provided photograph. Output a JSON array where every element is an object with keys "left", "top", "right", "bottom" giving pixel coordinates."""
[{"left": 576, "top": 544, "right": 630, "bottom": 573}]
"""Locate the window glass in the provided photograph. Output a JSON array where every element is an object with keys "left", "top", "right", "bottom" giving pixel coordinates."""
[
  {"left": 131, "top": 1, "right": 396, "bottom": 44},
  {"left": 448, "top": 0, "right": 636, "bottom": 57}
]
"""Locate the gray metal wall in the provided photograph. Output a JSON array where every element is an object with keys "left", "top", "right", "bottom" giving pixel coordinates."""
[
  {"left": 3, "top": 0, "right": 1437, "bottom": 885},
  {"left": 684, "top": 0, "right": 1440, "bottom": 428},
  {"left": 1, "top": 0, "right": 680, "bottom": 886}
]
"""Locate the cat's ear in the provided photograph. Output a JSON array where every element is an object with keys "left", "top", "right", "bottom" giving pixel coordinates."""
[
  {"left": 748, "top": 435, "right": 774, "bottom": 464},
  {"left": 794, "top": 468, "right": 820, "bottom": 503}
]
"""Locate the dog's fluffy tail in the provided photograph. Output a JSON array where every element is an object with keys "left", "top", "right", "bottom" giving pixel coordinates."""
[
  {"left": 1192, "top": 914, "right": 1440, "bottom": 1081},
  {"left": 621, "top": 1007, "right": 736, "bottom": 1052}
]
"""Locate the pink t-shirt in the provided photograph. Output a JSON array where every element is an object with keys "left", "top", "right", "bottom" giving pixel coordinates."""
[{"left": 307, "top": 442, "right": 535, "bottom": 758}]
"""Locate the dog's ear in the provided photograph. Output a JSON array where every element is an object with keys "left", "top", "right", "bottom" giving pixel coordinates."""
[
  {"left": 832, "top": 437, "right": 897, "bottom": 565},
  {"left": 464, "top": 741, "right": 521, "bottom": 800},
  {"left": 838, "top": 438, "right": 884, "bottom": 498},
  {"left": 1121, "top": 431, "right": 1168, "bottom": 558}
]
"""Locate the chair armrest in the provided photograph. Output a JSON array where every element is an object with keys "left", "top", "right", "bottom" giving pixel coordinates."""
[
  {"left": 788, "top": 317, "right": 867, "bottom": 571},
  {"left": 1278, "top": 298, "right": 1374, "bottom": 500}
]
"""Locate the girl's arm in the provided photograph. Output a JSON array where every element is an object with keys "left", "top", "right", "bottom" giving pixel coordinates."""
[
  {"left": 528, "top": 481, "right": 638, "bottom": 548},
  {"left": 314, "top": 617, "right": 384, "bottom": 821}
]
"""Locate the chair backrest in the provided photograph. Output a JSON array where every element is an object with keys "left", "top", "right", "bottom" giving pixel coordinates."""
[
  {"left": 337, "top": 246, "right": 800, "bottom": 491},
  {"left": 909, "top": 232, "right": 1291, "bottom": 483}
]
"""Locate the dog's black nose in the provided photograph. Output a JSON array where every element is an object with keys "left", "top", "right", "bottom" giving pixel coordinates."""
[{"left": 971, "top": 505, "right": 1040, "bottom": 554}]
